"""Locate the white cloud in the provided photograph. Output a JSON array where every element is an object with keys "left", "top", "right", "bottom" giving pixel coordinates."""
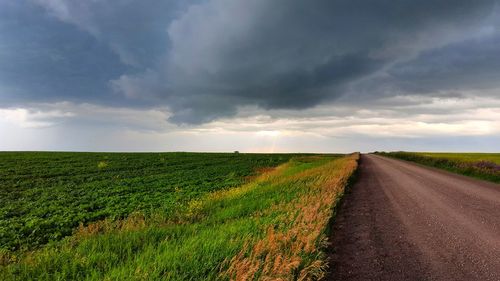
[
  {"left": 1, "top": 92, "right": 499, "bottom": 152},
  {"left": 189, "top": 95, "right": 500, "bottom": 138},
  {"left": 0, "top": 107, "right": 73, "bottom": 128}
]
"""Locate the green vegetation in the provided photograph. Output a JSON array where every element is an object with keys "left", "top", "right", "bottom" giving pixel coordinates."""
[
  {"left": 1, "top": 153, "right": 358, "bottom": 280},
  {"left": 0, "top": 152, "right": 297, "bottom": 253},
  {"left": 416, "top": 153, "right": 500, "bottom": 164},
  {"left": 376, "top": 152, "right": 500, "bottom": 183}
]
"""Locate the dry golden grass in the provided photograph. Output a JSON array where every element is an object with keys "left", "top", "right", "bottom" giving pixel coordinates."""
[
  {"left": 73, "top": 212, "right": 148, "bottom": 239},
  {"left": 245, "top": 167, "right": 279, "bottom": 182},
  {"left": 224, "top": 153, "right": 359, "bottom": 281}
]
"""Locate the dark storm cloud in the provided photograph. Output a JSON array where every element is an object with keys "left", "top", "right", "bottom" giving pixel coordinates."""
[
  {"left": 0, "top": 1, "right": 129, "bottom": 105},
  {"left": 2, "top": 0, "right": 500, "bottom": 123},
  {"left": 388, "top": 33, "right": 500, "bottom": 93},
  {"left": 32, "top": 0, "right": 187, "bottom": 67},
  {"left": 149, "top": 0, "right": 499, "bottom": 123},
  {"left": 344, "top": 27, "right": 500, "bottom": 105},
  {"left": 164, "top": 53, "right": 384, "bottom": 123},
  {"left": 0, "top": 0, "right": 184, "bottom": 107}
]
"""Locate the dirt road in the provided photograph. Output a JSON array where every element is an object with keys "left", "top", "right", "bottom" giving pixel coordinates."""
[{"left": 327, "top": 154, "right": 500, "bottom": 281}]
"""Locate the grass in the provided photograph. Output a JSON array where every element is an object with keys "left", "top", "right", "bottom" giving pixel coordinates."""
[
  {"left": 416, "top": 153, "right": 500, "bottom": 164},
  {"left": 376, "top": 151, "right": 500, "bottom": 183},
  {"left": 0, "top": 152, "right": 298, "bottom": 252},
  {"left": 0, "top": 153, "right": 359, "bottom": 280}
]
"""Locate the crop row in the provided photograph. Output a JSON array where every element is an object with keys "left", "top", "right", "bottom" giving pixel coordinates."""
[{"left": 0, "top": 152, "right": 298, "bottom": 252}]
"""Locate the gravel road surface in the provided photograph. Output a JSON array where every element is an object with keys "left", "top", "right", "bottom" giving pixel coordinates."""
[{"left": 327, "top": 154, "right": 500, "bottom": 281}]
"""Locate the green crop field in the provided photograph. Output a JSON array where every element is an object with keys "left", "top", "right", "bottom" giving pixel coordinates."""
[
  {"left": 417, "top": 153, "right": 500, "bottom": 164},
  {"left": 0, "top": 152, "right": 299, "bottom": 253},
  {"left": 376, "top": 151, "right": 500, "bottom": 183},
  {"left": 0, "top": 152, "right": 359, "bottom": 280}
]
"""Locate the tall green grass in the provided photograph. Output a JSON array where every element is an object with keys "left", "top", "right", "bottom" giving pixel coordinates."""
[
  {"left": 1, "top": 154, "right": 358, "bottom": 280},
  {"left": 376, "top": 152, "right": 500, "bottom": 183}
]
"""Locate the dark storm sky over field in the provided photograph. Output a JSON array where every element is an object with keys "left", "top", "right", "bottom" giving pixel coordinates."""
[{"left": 1, "top": 0, "right": 500, "bottom": 152}]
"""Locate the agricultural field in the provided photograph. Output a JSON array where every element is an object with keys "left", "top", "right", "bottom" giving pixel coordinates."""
[
  {"left": 376, "top": 152, "right": 500, "bottom": 183},
  {"left": 0, "top": 152, "right": 298, "bottom": 253},
  {"left": 0, "top": 153, "right": 358, "bottom": 280},
  {"left": 417, "top": 153, "right": 500, "bottom": 164}
]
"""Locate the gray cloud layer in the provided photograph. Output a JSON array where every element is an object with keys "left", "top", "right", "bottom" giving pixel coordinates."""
[
  {"left": 2, "top": 0, "right": 500, "bottom": 124},
  {"left": 117, "top": 0, "right": 500, "bottom": 123}
]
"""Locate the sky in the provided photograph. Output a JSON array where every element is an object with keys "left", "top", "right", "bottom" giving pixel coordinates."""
[{"left": 1, "top": 0, "right": 500, "bottom": 153}]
